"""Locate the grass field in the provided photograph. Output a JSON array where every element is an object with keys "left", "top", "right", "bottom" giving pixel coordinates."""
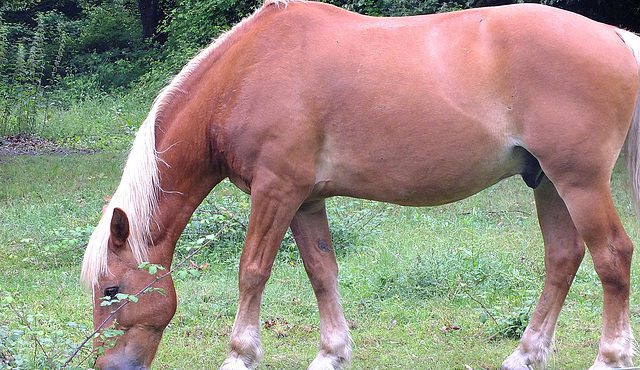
[{"left": 2, "top": 146, "right": 640, "bottom": 369}]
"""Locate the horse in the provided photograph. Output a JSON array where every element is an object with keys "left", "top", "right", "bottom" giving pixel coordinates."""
[{"left": 81, "top": 0, "right": 640, "bottom": 368}]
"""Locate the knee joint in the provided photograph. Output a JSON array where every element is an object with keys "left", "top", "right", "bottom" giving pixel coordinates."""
[{"left": 239, "top": 265, "right": 271, "bottom": 292}]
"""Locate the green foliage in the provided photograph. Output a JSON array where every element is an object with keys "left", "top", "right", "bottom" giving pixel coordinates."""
[
  {"left": 175, "top": 182, "right": 379, "bottom": 269},
  {"left": 0, "top": 12, "right": 48, "bottom": 136},
  {"left": 100, "top": 293, "right": 139, "bottom": 306},
  {"left": 0, "top": 0, "right": 154, "bottom": 140},
  {"left": 93, "top": 327, "right": 123, "bottom": 357},
  {"left": 65, "top": 0, "right": 151, "bottom": 91},
  {"left": 163, "top": 0, "right": 260, "bottom": 52},
  {"left": 138, "top": 261, "right": 167, "bottom": 277},
  {"left": 0, "top": 288, "right": 94, "bottom": 369},
  {"left": 324, "top": 0, "right": 469, "bottom": 16},
  {"left": 492, "top": 304, "right": 532, "bottom": 339},
  {"left": 327, "top": 198, "right": 387, "bottom": 256},
  {"left": 16, "top": 226, "right": 94, "bottom": 268}
]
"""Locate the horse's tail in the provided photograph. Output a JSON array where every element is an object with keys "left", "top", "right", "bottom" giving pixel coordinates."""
[{"left": 618, "top": 29, "right": 640, "bottom": 216}]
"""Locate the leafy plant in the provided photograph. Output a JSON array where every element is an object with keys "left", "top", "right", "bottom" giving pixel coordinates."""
[
  {"left": 176, "top": 186, "right": 382, "bottom": 269},
  {"left": 0, "top": 11, "right": 70, "bottom": 137},
  {"left": 18, "top": 226, "right": 95, "bottom": 268},
  {"left": 0, "top": 288, "right": 94, "bottom": 369}
]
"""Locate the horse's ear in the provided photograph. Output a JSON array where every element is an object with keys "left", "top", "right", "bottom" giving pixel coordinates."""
[{"left": 109, "top": 207, "right": 130, "bottom": 252}]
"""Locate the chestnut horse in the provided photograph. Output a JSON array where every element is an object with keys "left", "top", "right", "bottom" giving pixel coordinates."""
[{"left": 82, "top": 0, "right": 640, "bottom": 368}]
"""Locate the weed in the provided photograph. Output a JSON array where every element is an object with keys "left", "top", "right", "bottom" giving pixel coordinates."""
[
  {"left": 0, "top": 13, "right": 48, "bottom": 136},
  {"left": 0, "top": 288, "right": 94, "bottom": 369},
  {"left": 176, "top": 185, "right": 381, "bottom": 268}
]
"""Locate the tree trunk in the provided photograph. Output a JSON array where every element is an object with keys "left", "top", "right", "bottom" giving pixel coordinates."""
[{"left": 138, "top": 0, "right": 167, "bottom": 44}]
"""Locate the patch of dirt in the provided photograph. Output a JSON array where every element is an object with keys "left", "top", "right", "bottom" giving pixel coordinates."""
[{"left": 0, "top": 134, "right": 95, "bottom": 156}]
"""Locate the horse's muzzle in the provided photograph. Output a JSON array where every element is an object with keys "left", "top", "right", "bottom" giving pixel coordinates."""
[{"left": 95, "top": 357, "right": 147, "bottom": 370}]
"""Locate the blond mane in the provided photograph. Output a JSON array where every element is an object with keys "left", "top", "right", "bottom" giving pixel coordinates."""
[{"left": 81, "top": 0, "right": 300, "bottom": 287}]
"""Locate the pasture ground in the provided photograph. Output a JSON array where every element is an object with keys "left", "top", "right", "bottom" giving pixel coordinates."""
[{"left": 2, "top": 146, "right": 640, "bottom": 369}]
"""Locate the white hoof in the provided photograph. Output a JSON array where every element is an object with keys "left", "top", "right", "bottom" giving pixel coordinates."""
[
  {"left": 220, "top": 356, "right": 252, "bottom": 370},
  {"left": 589, "top": 329, "right": 636, "bottom": 369},
  {"left": 308, "top": 355, "right": 337, "bottom": 370},
  {"left": 589, "top": 357, "right": 634, "bottom": 370},
  {"left": 501, "top": 349, "right": 543, "bottom": 370}
]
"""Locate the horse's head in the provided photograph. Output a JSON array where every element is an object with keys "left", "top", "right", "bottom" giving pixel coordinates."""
[{"left": 91, "top": 207, "right": 177, "bottom": 370}]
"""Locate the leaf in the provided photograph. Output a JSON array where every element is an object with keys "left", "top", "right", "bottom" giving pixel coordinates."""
[
  {"left": 103, "top": 329, "right": 124, "bottom": 338},
  {"left": 479, "top": 312, "right": 488, "bottom": 324},
  {"left": 149, "top": 265, "right": 157, "bottom": 275},
  {"left": 1, "top": 295, "right": 14, "bottom": 304},
  {"left": 188, "top": 269, "right": 201, "bottom": 277}
]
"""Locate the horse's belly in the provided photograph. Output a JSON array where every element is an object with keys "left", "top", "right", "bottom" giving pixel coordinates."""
[{"left": 312, "top": 142, "right": 524, "bottom": 207}]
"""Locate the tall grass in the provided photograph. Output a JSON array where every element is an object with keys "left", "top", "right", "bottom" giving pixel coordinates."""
[
  {"left": 0, "top": 13, "right": 152, "bottom": 148},
  {"left": 0, "top": 13, "right": 47, "bottom": 136}
]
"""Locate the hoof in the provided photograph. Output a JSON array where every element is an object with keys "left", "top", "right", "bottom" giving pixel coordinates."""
[
  {"left": 220, "top": 357, "right": 252, "bottom": 370},
  {"left": 308, "top": 356, "right": 337, "bottom": 370},
  {"left": 501, "top": 350, "right": 538, "bottom": 370}
]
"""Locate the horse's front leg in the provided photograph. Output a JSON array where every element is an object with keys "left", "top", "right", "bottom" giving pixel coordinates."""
[
  {"left": 220, "top": 176, "right": 308, "bottom": 370},
  {"left": 290, "top": 200, "right": 351, "bottom": 370}
]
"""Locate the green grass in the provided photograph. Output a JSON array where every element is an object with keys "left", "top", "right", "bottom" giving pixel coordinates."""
[
  {"left": 41, "top": 92, "right": 152, "bottom": 150},
  {"left": 2, "top": 88, "right": 151, "bottom": 151},
  {"left": 0, "top": 152, "right": 125, "bottom": 244},
  {"left": 1, "top": 148, "right": 640, "bottom": 368}
]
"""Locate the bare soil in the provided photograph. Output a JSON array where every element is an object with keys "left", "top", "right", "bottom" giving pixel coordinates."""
[{"left": 0, "top": 134, "right": 95, "bottom": 156}]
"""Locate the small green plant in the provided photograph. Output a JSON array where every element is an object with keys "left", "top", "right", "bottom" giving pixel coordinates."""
[
  {"left": 176, "top": 187, "right": 383, "bottom": 268},
  {"left": 17, "top": 226, "right": 95, "bottom": 268},
  {"left": 0, "top": 287, "right": 94, "bottom": 369},
  {"left": 93, "top": 325, "right": 124, "bottom": 358},
  {"left": 495, "top": 305, "right": 531, "bottom": 339},
  {"left": 137, "top": 261, "right": 166, "bottom": 277}
]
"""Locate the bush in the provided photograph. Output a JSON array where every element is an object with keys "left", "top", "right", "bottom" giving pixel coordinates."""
[
  {"left": 64, "top": 0, "right": 152, "bottom": 91},
  {"left": 175, "top": 184, "right": 381, "bottom": 268},
  {"left": 324, "top": 0, "right": 469, "bottom": 16}
]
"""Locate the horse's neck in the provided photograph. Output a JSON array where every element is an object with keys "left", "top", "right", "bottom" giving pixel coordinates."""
[{"left": 150, "top": 124, "right": 226, "bottom": 259}]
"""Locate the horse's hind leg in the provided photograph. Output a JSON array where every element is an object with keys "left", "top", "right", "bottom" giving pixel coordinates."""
[
  {"left": 221, "top": 175, "right": 310, "bottom": 370},
  {"left": 290, "top": 200, "right": 351, "bottom": 370},
  {"left": 502, "top": 177, "right": 585, "bottom": 369},
  {"left": 558, "top": 182, "right": 635, "bottom": 368}
]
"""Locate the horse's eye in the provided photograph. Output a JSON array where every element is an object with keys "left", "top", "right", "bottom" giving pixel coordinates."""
[{"left": 104, "top": 286, "right": 119, "bottom": 298}]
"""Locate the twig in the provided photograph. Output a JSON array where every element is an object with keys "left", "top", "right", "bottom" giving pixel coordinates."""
[
  {"left": 195, "top": 204, "right": 247, "bottom": 229},
  {"left": 460, "top": 209, "right": 530, "bottom": 216},
  {"left": 459, "top": 281, "right": 498, "bottom": 327},
  {"left": 62, "top": 223, "right": 229, "bottom": 368},
  {"left": 9, "top": 303, "right": 55, "bottom": 368}
]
